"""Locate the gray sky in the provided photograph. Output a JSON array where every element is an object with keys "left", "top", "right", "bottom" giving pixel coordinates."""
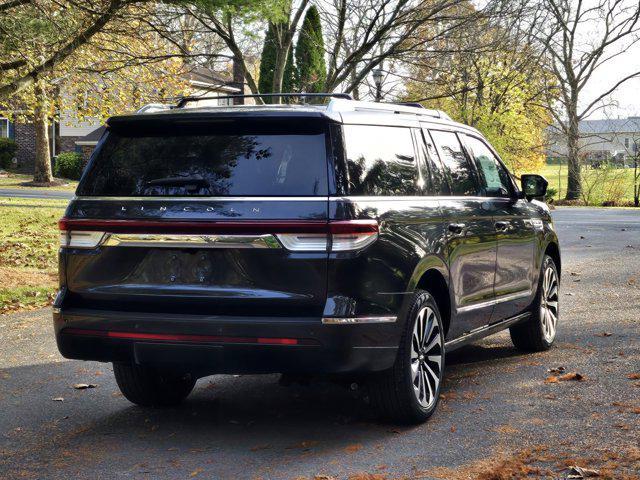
[{"left": 582, "top": 40, "right": 640, "bottom": 120}]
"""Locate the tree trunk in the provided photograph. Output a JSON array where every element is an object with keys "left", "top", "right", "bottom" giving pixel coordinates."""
[
  {"left": 33, "top": 81, "right": 53, "bottom": 184},
  {"left": 634, "top": 155, "right": 639, "bottom": 207},
  {"left": 565, "top": 100, "right": 581, "bottom": 200},
  {"left": 232, "top": 55, "right": 245, "bottom": 105}
]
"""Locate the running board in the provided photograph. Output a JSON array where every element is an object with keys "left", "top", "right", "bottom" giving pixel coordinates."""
[{"left": 444, "top": 312, "right": 531, "bottom": 352}]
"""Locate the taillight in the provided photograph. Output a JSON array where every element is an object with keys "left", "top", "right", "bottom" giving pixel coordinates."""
[
  {"left": 58, "top": 218, "right": 379, "bottom": 252},
  {"left": 59, "top": 230, "right": 106, "bottom": 248},
  {"left": 276, "top": 220, "right": 378, "bottom": 252}
]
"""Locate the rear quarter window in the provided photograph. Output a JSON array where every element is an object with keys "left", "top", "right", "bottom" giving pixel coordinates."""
[
  {"left": 77, "top": 121, "right": 329, "bottom": 197},
  {"left": 340, "top": 125, "right": 420, "bottom": 196}
]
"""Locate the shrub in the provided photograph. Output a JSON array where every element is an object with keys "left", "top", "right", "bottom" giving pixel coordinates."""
[
  {"left": 54, "top": 151, "right": 85, "bottom": 180},
  {"left": 0, "top": 137, "right": 18, "bottom": 169},
  {"left": 545, "top": 187, "right": 558, "bottom": 203}
]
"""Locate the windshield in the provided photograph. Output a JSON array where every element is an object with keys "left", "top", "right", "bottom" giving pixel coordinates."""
[{"left": 77, "top": 122, "right": 328, "bottom": 197}]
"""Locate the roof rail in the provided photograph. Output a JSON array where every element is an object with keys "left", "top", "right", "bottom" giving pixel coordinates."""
[
  {"left": 390, "top": 102, "right": 425, "bottom": 109},
  {"left": 136, "top": 103, "right": 174, "bottom": 114},
  {"left": 176, "top": 92, "right": 353, "bottom": 108},
  {"left": 326, "top": 98, "right": 451, "bottom": 120}
]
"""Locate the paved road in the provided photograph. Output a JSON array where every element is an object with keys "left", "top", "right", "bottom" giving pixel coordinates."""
[
  {"left": 0, "top": 188, "right": 74, "bottom": 200},
  {"left": 1, "top": 207, "right": 639, "bottom": 479}
]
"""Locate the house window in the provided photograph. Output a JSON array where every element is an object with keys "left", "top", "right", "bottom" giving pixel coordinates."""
[
  {"left": 624, "top": 137, "right": 630, "bottom": 149},
  {"left": 0, "top": 118, "right": 8, "bottom": 138},
  {"left": 217, "top": 96, "right": 234, "bottom": 106}
]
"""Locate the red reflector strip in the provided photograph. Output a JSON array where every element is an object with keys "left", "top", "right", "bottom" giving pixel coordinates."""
[
  {"left": 62, "top": 328, "right": 306, "bottom": 346},
  {"left": 58, "top": 218, "right": 379, "bottom": 235}
]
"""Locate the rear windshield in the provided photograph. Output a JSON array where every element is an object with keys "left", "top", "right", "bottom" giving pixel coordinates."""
[{"left": 77, "top": 122, "right": 328, "bottom": 197}]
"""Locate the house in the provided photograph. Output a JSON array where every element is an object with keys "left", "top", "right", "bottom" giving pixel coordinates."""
[
  {"left": 1, "top": 66, "right": 243, "bottom": 173},
  {"left": 547, "top": 116, "right": 640, "bottom": 165}
]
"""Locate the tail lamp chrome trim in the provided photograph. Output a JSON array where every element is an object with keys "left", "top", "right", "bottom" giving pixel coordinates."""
[
  {"left": 322, "top": 316, "right": 397, "bottom": 324},
  {"left": 100, "top": 233, "right": 282, "bottom": 249}
]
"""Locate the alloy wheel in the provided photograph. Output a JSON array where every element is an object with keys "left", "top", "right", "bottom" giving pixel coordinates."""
[
  {"left": 540, "top": 265, "right": 559, "bottom": 342},
  {"left": 410, "top": 306, "right": 443, "bottom": 408}
]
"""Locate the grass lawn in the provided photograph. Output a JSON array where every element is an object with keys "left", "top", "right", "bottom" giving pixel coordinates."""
[
  {"left": 533, "top": 163, "right": 638, "bottom": 205},
  {"left": 0, "top": 172, "right": 77, "bottom": 191},
  {"left": 0, "top": 197, "right": 68, "bottom": 314}
]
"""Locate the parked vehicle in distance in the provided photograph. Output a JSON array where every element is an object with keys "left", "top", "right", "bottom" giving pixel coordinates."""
[{"left": 54, "top": 94, "right": 560, "bottom": 423}]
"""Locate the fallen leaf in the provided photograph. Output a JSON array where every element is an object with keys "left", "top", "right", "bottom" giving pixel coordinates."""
[
  {"left": 52, "top": 397, "right": 64, "bottom": 402},
  {"left": 567, "top": 465, "right": 600, "bottom": 478},
  {"left": 595, "top": 332, "right": 612, "bottom": 337},
  {"left": 344, "top": 443, "right": 363, "bottom": 453},
  {"left": 559, "top": 372, "right": 585, "bottom": 382},
  {"left": 548, "top": 366, "right": 566, "bottom": 374},
  {"left": 72, "top": 383, "right": 97, "bottom": 389},
  {"left": 450, "top": 425, "right": 457, "bottom": 433},
  {"left": 545, "top": 376, "right": 559, "bottom": 384},
  {"left": 314, "top": 475, "right": 337, "bottom": 480},
  {"left": 190, "top": 468, "right": 204, "bottom": 477},
  {"left": 627, "top": 373, "right": 640, "bottom": 380}
]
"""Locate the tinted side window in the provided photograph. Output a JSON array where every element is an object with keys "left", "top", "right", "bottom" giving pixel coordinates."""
[
  {"left": 420, "top": 128, "right": 449, "bottom": 195},
  {"left": 464, "top": 135, "right": 514, "bottom": 197},
  {"left": 429, "top": 130, "right": 478, "bottom": 196},
  {"left": 342, "top": 125, "right": 420, "bottom": 196}
]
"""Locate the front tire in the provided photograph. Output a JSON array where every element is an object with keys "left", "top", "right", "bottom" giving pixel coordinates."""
[
  {"left": 113, "top": 363, "right": 196, "bottom": 407},
  {"left": 369, "top": 291, "right": 445, "bottom": 424},
  {"left": 510, "top": 255, "right": 559, "bottom": 352}
]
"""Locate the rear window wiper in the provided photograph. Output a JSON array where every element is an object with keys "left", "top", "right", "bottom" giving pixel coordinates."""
[{"left": 145, "top": 175, "right": 210, "bottom": 192}]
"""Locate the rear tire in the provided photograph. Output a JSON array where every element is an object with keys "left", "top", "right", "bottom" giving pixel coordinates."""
[
  {"left": 510, "top": 255, "right": 559, "bottom": 352},
  {"left": 369, "top": 290, "right": 445, "bottom": 424},
  {"left": 113, "top": 363, "right": 196, "bottom": 407}
]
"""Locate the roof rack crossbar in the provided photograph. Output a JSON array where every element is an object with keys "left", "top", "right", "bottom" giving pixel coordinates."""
[{"left": 176, "top": 92, "right": 353, "bottom": 108}]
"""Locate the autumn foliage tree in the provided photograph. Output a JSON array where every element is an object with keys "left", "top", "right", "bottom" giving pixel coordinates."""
[
  {"left": 0, "top": 1, "right": 188, "bottom": 183},
  {"left": 405, "top": 17, "right": 552, "bottom": 173}
]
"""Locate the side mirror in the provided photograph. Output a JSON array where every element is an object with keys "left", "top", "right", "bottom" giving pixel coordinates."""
[{"left": 521, "top": 174, "right": 548, "bottom": 201}]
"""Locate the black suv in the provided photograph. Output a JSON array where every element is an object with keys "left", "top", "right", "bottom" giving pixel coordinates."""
[{"left": 54, "top": 94, "right": 560, "bottom": 423}]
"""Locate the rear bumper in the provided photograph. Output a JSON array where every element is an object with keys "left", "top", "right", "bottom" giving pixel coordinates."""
[{"left": 53, "top": 308, "right": 401, "bottom": 375}]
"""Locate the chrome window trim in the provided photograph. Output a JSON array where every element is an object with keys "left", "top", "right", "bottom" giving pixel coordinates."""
[
  {"left": 73, "top": 195, "right": 526, "bottom": 202},
  {"left": 99, "top": 233, "right": 282, "bottom": 249},
  {"left": 456, "top": 290, "right": 532, "bottom": 314},
  {"left": 73, "top": 196, "right": 330, "bottom": 202},
  {"left": 322, "top": 316, "right": 397, "bottom": 325}
]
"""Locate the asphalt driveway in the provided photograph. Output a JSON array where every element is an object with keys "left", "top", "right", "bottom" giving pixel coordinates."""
[
  {"left": 1, "top": 207, "right": 639, "bottom": 479},
  {"left": 0, "top": 188, "right": 74, "bottom": 200}
]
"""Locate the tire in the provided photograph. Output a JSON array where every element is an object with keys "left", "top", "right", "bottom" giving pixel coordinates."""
[
  {"left": 369, "top": 290, "right": 445, "bottom": 424},
  {"left": 510, "top": 255, "right": 559, "bottom": 352},
  {"left": 113, "top": 363, "right": 196, "bottom": 407}
]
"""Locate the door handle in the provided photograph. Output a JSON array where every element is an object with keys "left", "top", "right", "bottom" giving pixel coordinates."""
[
  {"left": 495, "top": 221, "right": 510, "bottom": 231},
  {"left": 448, "top": 223, "right": 466, "bottom": 235}
]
